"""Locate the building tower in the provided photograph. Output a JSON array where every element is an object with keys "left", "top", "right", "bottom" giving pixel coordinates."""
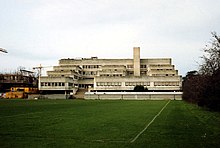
[{"left": 133, "top": 47, "right": 140, "bottom": 77}]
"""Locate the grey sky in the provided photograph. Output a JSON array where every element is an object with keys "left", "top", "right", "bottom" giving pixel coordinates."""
[{"left": 0, "top": 0, "right": 220, "bottom": 75}]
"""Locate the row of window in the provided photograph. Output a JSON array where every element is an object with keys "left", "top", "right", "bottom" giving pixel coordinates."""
[
  {"left": 41, "top": 82, "right": 179, "bottom": 87},
  {"left": 100, "top": 72, "right": 147, "bottom": 76},
  {"left": 127, "top": 65, "right": 147, "bottom": 69},
  {"left": 78, "top": 64, "right": 148, "bottom": 69},
  {"left": 83, "top": 71, "right": 97, "bottom": 75},
  {"left": 0, "top": 75, "right": 35, "bottom": 81},
  {"left": 48, "top": 75, "right": 80, "bottom": 79},
  {"left": 102, "top": 69, "right": 122, "bottom": 72},
  {"left": 82, "top": 65, "right": 100, "bottom": 69},
  {"left": 96, "top": 81, "right": 179, "bottom": 87},
  {"left": 41, "top": 82, "right": 65, "bottom": 87},
  {"left": 125, "top": 82, "right": 150, "bottom": 86},
  {"left": 53, "top": 64, "right": 174, "bottom": 73},
  {"left": 154, "top": 82, "right": 179, "bottom": 86},
  {"left": 100, "top": 74, "right": 123, "bottom": 77},
  {"left": 96, "top": 82, "right": 122, "bottom": 86}
]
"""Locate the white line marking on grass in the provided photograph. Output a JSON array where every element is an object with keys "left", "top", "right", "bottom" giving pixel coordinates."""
[{"left": 130, "top": 100, "right": 171, "bottom": 143}]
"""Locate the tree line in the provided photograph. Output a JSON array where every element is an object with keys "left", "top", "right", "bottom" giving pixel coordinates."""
[{"left": 182, "top": 32, "right": 220, "bottom": 111}]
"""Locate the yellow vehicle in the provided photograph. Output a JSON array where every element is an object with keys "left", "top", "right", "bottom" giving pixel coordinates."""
[{"left": 5, "top": 87, "right": 38, "bottom": 99}]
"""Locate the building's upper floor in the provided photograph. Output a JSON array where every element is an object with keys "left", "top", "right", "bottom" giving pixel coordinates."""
[{"left": 47, "top": 58, "right": 178, "bottom": 78}]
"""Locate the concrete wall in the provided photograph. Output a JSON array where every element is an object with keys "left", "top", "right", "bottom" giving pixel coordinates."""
[
  {"left": 28, "top": 94, "right": 69, "bottom": 99},
  {"left": 133, "top": 47, "right": 140, "bottom": 76},
  {"left": 85, "top": 92, "right": 182, "bottom": 100}
]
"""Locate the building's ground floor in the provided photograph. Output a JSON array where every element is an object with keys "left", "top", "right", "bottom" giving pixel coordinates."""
[{"left": 39, "top": 76, "right": 182, "bottom": 96}]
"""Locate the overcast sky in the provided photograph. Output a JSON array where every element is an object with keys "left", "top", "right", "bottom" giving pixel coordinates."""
[{"left": 0, "top": 0, "right": 220, "bottom": 76}]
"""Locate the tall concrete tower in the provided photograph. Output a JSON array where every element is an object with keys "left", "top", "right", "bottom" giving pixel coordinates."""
[{"left": 133, "top": 47, "right": 140, "bottom": 77}]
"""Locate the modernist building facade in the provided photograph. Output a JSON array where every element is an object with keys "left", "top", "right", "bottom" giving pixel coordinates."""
[{"left": 40, "top": 47, "right": 182, "bottom": 94}]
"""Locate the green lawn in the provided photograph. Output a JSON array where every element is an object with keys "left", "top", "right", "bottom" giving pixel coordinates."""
[{"left": 0, "top": 99, "right": 219, "bottom": 148}]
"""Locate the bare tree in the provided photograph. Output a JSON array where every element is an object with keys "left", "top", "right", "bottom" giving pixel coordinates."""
[
  {"left": 200, "top": 32, "right": 220, "bottom": 75},
  {"left": 183, "top": 32, "right": 220, "bottom": 111}
]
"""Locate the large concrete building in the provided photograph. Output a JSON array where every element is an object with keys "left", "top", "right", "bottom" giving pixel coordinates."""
[{"left": 40, "top": 47, "right": 182, "bottom": 96}]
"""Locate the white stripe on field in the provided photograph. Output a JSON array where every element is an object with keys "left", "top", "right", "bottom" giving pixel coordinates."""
[{"left": 130, "top": 100, "right": 171, "bottom": 143}]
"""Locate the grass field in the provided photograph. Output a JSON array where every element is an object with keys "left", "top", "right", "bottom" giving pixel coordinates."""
[{"left": 0, "top": 99, "right": 220, "bottom": 148}]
